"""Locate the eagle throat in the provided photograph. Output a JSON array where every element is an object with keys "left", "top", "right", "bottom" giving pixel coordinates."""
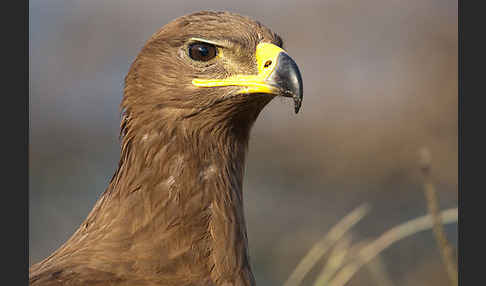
[{"left": 31, "top": 108, "right": 260, "bottom": 285}]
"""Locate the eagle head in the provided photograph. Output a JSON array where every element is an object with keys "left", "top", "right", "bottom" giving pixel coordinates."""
[{"left": 122, "top": 11, "right": 303, "bottom": 139}]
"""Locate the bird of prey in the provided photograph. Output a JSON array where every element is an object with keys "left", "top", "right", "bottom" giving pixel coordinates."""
[{"left": 30, "top": 11, "right": 303, "bottom": 286}]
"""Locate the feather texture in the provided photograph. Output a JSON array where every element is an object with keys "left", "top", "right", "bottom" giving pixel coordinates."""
[{"left": 30, "top": 11, "right": 284, "bottom": 286}]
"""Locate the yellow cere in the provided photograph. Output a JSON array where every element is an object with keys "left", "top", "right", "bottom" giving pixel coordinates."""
[{"left": 192, "top": 42, "right": 285, "bottom": 94}]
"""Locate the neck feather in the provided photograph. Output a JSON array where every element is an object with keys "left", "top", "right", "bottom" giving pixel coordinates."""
[{"left": 57, "top": 111, "right": 257, "bottom": 285}]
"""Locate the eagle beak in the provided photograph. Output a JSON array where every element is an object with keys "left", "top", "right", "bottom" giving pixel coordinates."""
[
  {"left": 265, "top": 51, "right": 303, "bottom": 114},
  {"left": 192, "top": 43, "right": 303, "bottom": 113}
]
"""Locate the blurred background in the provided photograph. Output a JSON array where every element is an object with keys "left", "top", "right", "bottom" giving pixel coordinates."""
[{"left": 29, "top": 0, "right": 457, "bottom": 285}]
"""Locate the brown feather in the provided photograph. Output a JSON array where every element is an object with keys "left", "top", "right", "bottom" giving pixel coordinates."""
[{"left": 30, "top": 11, "right": 284, "bottom": 286}]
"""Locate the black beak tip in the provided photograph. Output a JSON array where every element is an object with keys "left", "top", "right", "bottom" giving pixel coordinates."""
[
  {"left": 270, "top": 52, "right": 303, "bottom": 114},
  {"left": 294, "top": 96, "right": 302, "bottom": 114}
]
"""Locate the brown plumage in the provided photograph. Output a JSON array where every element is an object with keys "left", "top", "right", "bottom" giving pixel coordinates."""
[{"left": 30, "top": 11, "right": 303, "bottom": 286}]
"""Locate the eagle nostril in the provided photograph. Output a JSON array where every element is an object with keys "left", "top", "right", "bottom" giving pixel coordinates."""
[{"left": 264, "top": 60, "right": 272, "bottom": 68}]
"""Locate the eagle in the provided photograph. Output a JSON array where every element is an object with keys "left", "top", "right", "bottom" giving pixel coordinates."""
[{"left": 30, "top": 11, "right": 303, "bottom": 286}]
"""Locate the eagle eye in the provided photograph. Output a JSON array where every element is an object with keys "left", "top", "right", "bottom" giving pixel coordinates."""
[{"left": 188, "top": 42, "right": 217, "bottom": 62}]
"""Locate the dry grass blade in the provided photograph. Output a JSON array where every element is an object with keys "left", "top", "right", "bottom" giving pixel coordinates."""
[
  {"left": 312, "top": 234, "right": 353, "bottom": 286},
  {"left": 328, "top": 208, "right": 458, "bottom": 286},
  {"left": 283, "top": 204, "right": 370, "bottom": 286},
  {"left": 419, "top": 147, "right": 458, "bottom": 286},
  {"left": 313, "top": 239, "right": 395, "bottom": 286}
]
